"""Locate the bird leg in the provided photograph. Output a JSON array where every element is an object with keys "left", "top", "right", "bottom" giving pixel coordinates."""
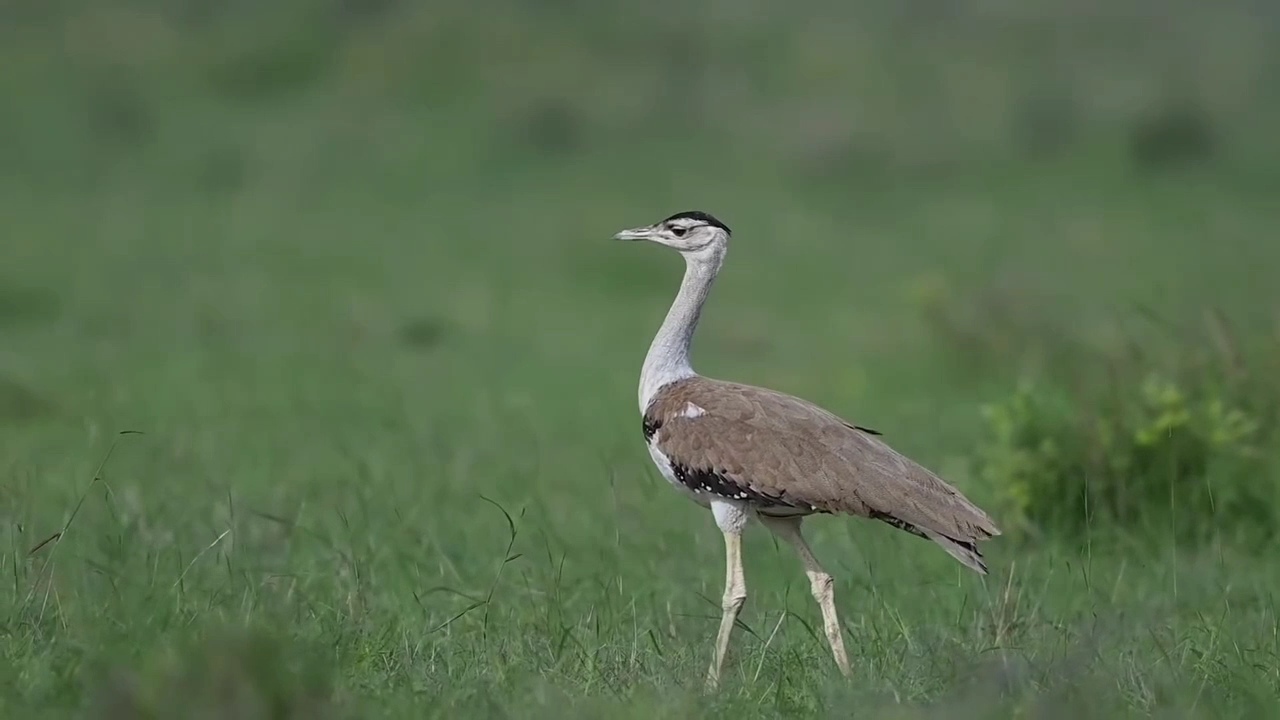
[
  {"left": 706, "top": 529, "right": 747, "bottom": 689},
  {"left": 760, "top": 515, "right": 852, "bottom": 677}
]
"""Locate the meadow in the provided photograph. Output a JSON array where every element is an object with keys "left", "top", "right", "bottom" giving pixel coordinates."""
[{"left": 3, "top": 1, "right": 1280, "bottom": 717}]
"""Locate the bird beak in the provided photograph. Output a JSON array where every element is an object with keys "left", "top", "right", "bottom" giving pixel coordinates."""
[{"left": 612, "top": 226, "right": 654, "bottom": 241}]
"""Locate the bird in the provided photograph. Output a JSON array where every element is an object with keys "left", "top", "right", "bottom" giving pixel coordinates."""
[{"left": 612, "top": 210, "right": 1001, "bottom": 688}]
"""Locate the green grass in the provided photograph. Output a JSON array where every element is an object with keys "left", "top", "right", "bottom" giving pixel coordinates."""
[{"left": 4, "top": 2, "right": 1280, "bottom": 717}]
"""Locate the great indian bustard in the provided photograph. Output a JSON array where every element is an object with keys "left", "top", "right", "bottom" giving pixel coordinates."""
[{"left": 613, "top": 210, "right": 1001, "bottom": 688}]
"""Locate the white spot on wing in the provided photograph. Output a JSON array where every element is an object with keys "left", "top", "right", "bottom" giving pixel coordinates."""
[{"left": 679, "top": 402, "right": 706, "bottom": 418}]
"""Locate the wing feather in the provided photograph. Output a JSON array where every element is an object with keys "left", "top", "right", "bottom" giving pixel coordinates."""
[{"left": 648, "top": 377, "right": 1000, "bottom": 547}]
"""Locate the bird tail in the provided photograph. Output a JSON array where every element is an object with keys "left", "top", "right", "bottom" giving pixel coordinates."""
[{"left": 922, "top": 529, "right": 989, "bottom": 575}]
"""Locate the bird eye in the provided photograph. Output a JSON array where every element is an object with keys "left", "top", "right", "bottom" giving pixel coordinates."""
[{"left": 670, "top": 226, "right": 688, "bottom": 237}]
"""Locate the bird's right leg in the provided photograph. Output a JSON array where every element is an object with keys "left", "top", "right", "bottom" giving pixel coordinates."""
[
  {"left": 706, "top": 500, "right": 749, "bottom": 689},
  {"left": 706, "top": 528, "right": 746, "bottom": 688},
  {"left": 759, "top": 515, "right": 852, "bottom": 677}
]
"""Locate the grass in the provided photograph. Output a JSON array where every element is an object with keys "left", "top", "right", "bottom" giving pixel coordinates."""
[{"left": 3, "top": 1, "right": 1280, "bottom": 717}]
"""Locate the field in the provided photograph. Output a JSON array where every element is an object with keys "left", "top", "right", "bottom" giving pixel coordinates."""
[{"left": 3, "top": 2, "right": 1280, "bottom": 717}]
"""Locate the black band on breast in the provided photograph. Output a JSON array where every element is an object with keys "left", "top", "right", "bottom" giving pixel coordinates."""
[
  {"left": 669, "top": 462, "right": 796, "bottom": 508},
  {"left": 642, "top": 416, "right": 661, "bottom": 442}
]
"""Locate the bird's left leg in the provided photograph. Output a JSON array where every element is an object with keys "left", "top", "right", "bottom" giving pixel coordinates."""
[{"left": 759, "top": 515, "right": 852, "bottom": 677}]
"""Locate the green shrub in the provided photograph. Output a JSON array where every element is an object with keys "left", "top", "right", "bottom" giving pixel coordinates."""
[
  {"left": 973, "top": 369, "right": 1270, "bottom": 545},
  {"left": 914, "top": 268, "right": 1280, "bottom": 546},
  {"left": 962, "top": 299, "right": 1280, "bottom": 545}
]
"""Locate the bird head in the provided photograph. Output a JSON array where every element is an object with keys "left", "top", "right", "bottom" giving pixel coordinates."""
[{"left": 612, "top": 210, "right": 731, "bottom": 258}]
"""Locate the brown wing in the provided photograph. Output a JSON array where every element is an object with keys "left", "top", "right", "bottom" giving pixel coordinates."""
[{"left": 647, "top": 376, "right": 1000, "bottom": 554}]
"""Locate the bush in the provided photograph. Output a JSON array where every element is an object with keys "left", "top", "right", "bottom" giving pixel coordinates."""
[{"left": 969, "top": 315, "right": 1278, "bottom": 546}]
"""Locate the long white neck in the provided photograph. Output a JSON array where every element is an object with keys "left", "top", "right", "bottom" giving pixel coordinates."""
[{"left": 639, "top": 247, "right": 724, "bottom": 412}]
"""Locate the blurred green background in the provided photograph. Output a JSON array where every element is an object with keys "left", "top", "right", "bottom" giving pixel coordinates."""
[{"left": 3, "top": 1, "right": 1280, "bottom": 717}]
